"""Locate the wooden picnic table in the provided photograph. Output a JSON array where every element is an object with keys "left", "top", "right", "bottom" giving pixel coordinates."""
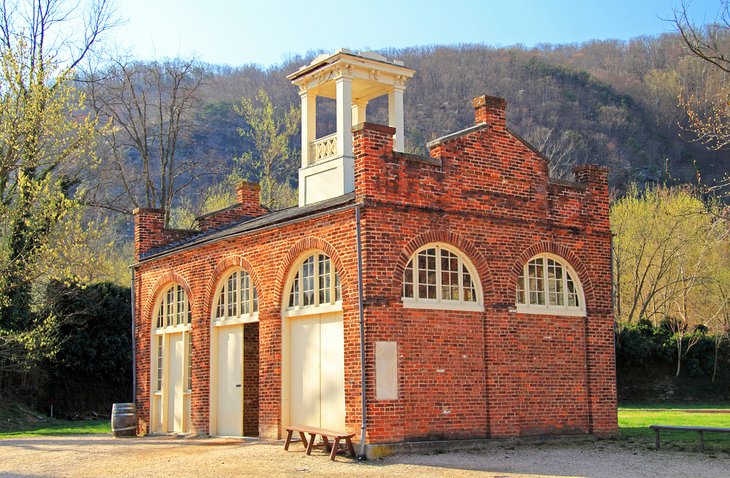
[
  {"left": 284, "top": 425, "right": 356, "bottom": 461},
  {"left": 649, "top": 424, "right": 730, "bottom": 451}
]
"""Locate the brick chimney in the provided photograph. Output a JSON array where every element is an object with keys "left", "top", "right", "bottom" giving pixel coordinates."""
[
  {"left": 352, "top": 122, "right": 395, "bottom": 199},
  {"left": 472, "top": 95, "right": 506, "bottom": 130},
  {"left": 133, "top": 208, "right": 165, "bottom": 260},
  {"left": 236, "top": 181, "right": 267, "bottom": 217}
]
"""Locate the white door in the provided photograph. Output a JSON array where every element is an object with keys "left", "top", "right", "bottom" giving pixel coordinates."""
[
  {"left": 319, "top": 314, "right": 345, "bottom": 430},
  {"left": 217, "top": 325, "right": 243, "bottom": 436},
  {"left": 289, "top": 313, "right": 344, "bottom": 430},
  {"left": 168, "top": 333, "right": 184, "bottom": 433}
]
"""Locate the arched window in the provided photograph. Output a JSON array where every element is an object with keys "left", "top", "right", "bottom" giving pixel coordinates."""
[
  {"left": 402, "top": 243, "right": 483, "bottom": 311},
  {"left": 213, "top": 269, "right": 258, "bottom": 323},
  {"left": 515, "top": 254, "right": 585, "bottom": 316},
  {"left": 285, "top": 252, "right": 341, "bottom": 314},
  {"left": 152, "top": 283, "right": 192, "bottom": 433}
]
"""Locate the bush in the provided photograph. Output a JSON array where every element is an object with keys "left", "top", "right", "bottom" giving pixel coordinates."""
[{"left": 36, "top": 281, "right": 132, "bottom": 416}]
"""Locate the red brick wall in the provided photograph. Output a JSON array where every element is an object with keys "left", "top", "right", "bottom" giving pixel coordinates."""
[
  {"left": 133, "top": 94, "right": 617, "bottom": 443},
  {"left": 244, "top": 322, "right": 259, "bottom": 436}
]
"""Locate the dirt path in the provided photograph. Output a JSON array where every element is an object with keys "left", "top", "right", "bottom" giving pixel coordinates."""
[{"left": 0, "top": 435, "right": 727, "bottom": 478}]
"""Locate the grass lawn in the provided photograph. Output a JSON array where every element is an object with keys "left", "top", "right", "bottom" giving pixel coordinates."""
[
  {"left": 619, "top": 403, "right": 730, "bottom": 452},
  {"left": 0, "top": 418, "right": 110, "bottom": 438}
]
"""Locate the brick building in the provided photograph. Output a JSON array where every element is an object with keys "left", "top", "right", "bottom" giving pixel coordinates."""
[{"left": 132, "top": 50, "right": 618, "bottom": 456}]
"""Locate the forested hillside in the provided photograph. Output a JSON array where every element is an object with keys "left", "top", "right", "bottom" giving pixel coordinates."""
[{"left": 170, "top": 34, "right": 726, "bottom": 212}]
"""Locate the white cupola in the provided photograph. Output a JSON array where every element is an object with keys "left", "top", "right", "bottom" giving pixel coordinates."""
[{"left": 287, "top": 49, "right": 415, "bottom": 206}]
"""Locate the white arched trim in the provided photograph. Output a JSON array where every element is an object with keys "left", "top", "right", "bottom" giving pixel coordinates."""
[
  {"left": 211, "top": 268, "right": 259, "bottom": 326},
  {"left": 515, "top": 253, "right": 586, "bottom": 317},
  {"left": 401, "top": 242, "right": 484, "bottom": 312},
  {"left": 282, "top": 250, "right": 342, "bottom": 318}
]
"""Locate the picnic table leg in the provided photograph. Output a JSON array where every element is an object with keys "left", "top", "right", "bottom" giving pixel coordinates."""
[
  {"left": 306, "top": 433, "right": 317, "bottom": 455},
  {"left": 284, "top": 429, "right": 294, "bottom": 451},
  {"left": 330, "top": 437, "right": 341, "bottom": 461},
  {"left": 298, "top": 431, "right": 309, "bottom": 450},
  {"left": 345, "top": 437, "right": 356, "bottom": 458},
  {"left": 321, "top": 435, "right": 331, "bottom": 453},
  {"left": 698, "top": 431, "right": 705, "bottom": 452},
  {"left": 654, "top": 429, "right": 660, "bottom": 449}
]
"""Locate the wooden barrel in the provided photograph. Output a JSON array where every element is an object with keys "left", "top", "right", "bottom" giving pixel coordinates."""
[{"left": 111, "top": 403, "right": 137, "bottom": 437}]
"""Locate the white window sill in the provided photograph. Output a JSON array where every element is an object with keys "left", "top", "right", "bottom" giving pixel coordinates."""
[
  {"left": 401, "top": 299, "right": 484, "bottom": 312},
  {"left": 515, "top": 304, "right": 586, "bottom": 317},
  {"left": 154, "top": 324, "right": 192, "bottom": 334},
  {"left": 213, "top": 313, "right": 259, "bottom": 327},
  {"left": 283, "top": 302, "right": 343, "bottom": 317}
]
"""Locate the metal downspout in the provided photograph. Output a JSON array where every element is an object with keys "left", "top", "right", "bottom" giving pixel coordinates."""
[
  {"left": 356, "top": 204, "right": 367, "bottom": 459},
  {"left": 130, "top": 266, "right": 136, "bottom": 404}
]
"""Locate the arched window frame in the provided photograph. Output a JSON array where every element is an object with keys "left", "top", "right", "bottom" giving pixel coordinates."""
[
  {"left": 515, "top": 253, "right": 586, "bottom": 317},
  {"left": 283, "top": 251, "right": 342, "bottom": 317},
  {"left": 212, "top": 268, "right": 259, "bottom": 326},
  {"left": 401, "top": 243, "right": 484, "bottom": 312}
]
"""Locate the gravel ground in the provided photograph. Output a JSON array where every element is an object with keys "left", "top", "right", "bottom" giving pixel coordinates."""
[{"left": 0, "top": 435, "right": 728, "bottom": 478}]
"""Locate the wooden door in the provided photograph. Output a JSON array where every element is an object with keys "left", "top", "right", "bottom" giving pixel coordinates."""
[{"left": 216, "top": 325, "right": 244, "bottom": 436}]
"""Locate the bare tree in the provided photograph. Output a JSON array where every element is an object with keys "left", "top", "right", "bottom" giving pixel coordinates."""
[
  {"left": 86, "top": 59, "right": 209, "bottom": 224},
  {"left": 673, "top": 1, "right": 729, "bottom": 153},
  {"left": 522, "top": 125, "right": 586, "bottom": 180}
]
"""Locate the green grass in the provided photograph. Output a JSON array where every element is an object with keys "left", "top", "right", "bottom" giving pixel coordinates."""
[
  {"left": 0, "top": 418, "right": 110, "bottom": 438},
  {"left": 619, "top": 403, "right": 730, "bottom": 452}
]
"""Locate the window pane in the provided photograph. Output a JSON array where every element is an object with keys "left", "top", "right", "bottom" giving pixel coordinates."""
[
  {"left": 166, "top": 289, "right": 174, "bottom": 327},
  {"left": 528, "top": 259, "right": 545, "bottom": 305},
  {"left": 417, "top": 248, "right": 437, "bottom": 299},
  {"left": 516, "top": 269, "right": 525, "bottom": 304},
  {"left": 156, "top": 336, "right": 163, "bottom": 391},
  {"left": 440, "top": 249, "right": 459, "bottom": 301},
  {"left": 403, "top": 259, "right": 414, "bottom": 298},
  {"left": 302, "top": 256, "right": 315, "bottom": 306},
  {"left": 318, "top": 254, "right": 331, "bottom": 305},
  {"left": 177, "top": 286, "right": 186, "bottom": 325},
  {"left": 567, "top": 272, "right": 579, "bottom": 307},
  {"left": 463, "top": 264, "right": 477, "bottom": 302},
  {"left": 227, "top": 272, "right": 238, "bottom": 317},
  {"left": 216, "top": 286, "right": 225, "bottom": 319},
  {"left": 289, "top": 272, "right": 300, "bottom": 308},
  {"left": 253, "top": 283, "right": 259, "bottom": 312},
  {"left": 546, "top": 259, "right": 564, "bottom": 306},
  {"left": 241, "top": 272, "right": 250, "bottom": 316},
  {"left": 334, "top": 271, "right": 341, "bottom": 302}
]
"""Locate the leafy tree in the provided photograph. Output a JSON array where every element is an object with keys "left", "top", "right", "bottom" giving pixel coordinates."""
[
  {"left": 0, "top": 0, "right": 115, "bottom": 388},
  {"left": 612, "top": 185, "right": 729, "bottom": 375},
  {"left": 234, "top": 89, "right": 299, "bottom": 210}
]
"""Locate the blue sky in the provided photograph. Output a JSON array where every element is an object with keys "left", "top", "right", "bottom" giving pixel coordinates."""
[{"left": 109, "top": 0, "right": 722, "bottom": 67}]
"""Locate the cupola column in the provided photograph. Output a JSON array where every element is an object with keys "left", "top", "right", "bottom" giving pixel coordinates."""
[
  {"left": 335, "top": 75, "right": 353, "bottom": 159},
  {"left": 300, "top": 89, "right": 317, "bottom": 168},
  {"left": 388, "top": 85, "right": 405, "bottom": 151},
  {"left": 352, "top": 100, "right": 368, "bottom": 126}
]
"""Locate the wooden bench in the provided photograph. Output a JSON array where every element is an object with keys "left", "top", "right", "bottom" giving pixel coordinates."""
[
  {"left": 284, "top": 425, "right": 356, "bottom": 461},
  {"left": 650, "top": 425, "right": 730, "bottom": 451}
]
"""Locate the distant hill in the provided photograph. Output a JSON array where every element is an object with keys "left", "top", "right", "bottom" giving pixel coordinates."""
[{"left": 119, "top": 35, "right": 729, "bottom": 210}]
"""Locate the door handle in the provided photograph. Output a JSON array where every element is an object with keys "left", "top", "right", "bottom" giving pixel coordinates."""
[{"left": 235, "top": 384, "right": 242, "bottom": 388}]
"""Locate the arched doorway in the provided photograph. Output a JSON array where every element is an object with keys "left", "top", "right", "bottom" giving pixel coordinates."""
[
  {"left": 282, "top": 251, "right": 345, "bottom": 430},
  {"left": 210, "top": 268, "right": 259, "bottom": 437},
  {"left": 151, "top": 283, "right": 192, "bottom": 434}
]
